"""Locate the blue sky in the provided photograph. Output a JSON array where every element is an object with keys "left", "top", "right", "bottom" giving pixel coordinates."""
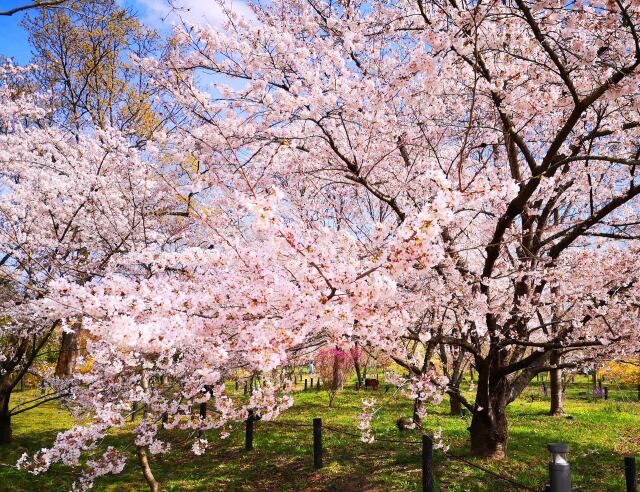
[
  {"left": 0, "top": 0, "right": 251, "bottom": 64},
  {"left": 0, "top": 7, "right": 31, "bottom": 64}
]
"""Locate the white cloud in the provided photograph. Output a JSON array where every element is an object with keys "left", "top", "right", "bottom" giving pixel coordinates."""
[{"left": 134, "top": 0, "right": 254, "bottom": 31}]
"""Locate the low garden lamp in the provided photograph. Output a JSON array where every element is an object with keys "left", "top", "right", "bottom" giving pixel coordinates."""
[{"left": 547, "top": 443, "right": 571, "bottom": 492}]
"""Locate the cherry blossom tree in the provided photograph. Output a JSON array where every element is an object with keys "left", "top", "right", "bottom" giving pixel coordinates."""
[
  {"left": 7, "top": 3, "right": 640, "bottom": 490},
  {"left": 0, "top": 64, "right": 175, "bottom": 444},
  {"left": 151, "top": 0, "right": 640, "bottom": 459}
]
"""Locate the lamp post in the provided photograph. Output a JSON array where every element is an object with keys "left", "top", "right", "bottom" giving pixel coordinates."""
[{"left": 547, "top": 443, "right": 571, "bottom": 492}]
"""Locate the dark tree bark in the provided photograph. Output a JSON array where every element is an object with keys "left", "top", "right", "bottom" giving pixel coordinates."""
[
  {"left": 469, "top": 365, "right": 509, "bottom": 459},
  {"left": 469, "top": 406, "right": 508, "bottom": 459},
  {"left": 438, "top": 343, "right": 468, "bottom": 416},
  {"left": 449, "top": 394, "right": 462, "bottom": 416},
  {"left": 0, "top": 389, "right": 12, "bottom": 444},
  {"left": 54, "top": 328, "right": 80, "bottom": 378},
  {"left": 549, "top": 351, "right": 565, "bottom": 415}
]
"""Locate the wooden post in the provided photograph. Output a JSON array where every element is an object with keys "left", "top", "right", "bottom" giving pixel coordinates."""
[
  {"left": 316, "top": 379, "right": 320, "bottom": 390},
  {"left": 625, "top": 456, "right": 637, "bottom": 492},
  {"left": 422, "top": 434, "right": 434, "bottom": 492},
  {"left": 235, "top": 380, "right": 239, "bottom": 391},
  {"left": 313, "top": 418, "right": 323, "bottom": 469},
  {"left": 604, "top": 387, "right": 609, "bottom": 400},
  {"left": 304, "top": 379, "right": 308, "bottom": 391},
  {"left": 310, "top": 377, "right": 314, "bottom": 387},
  {"left": 245, "top": 410, "right": 254, "bottom": 451}
]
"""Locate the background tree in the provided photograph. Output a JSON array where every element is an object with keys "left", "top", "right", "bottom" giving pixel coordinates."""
[
  {"left": 22, "top": 0, "right": 160, "bottom": 138},
  {"left": 16, "top": 0, "right": 164, "bottom": 380},
  {"left": 0, "top": 66, "right": 172, "bottom": 443},
  {"left": 316, "top": 347, "right": 350, "bottom": 407}
]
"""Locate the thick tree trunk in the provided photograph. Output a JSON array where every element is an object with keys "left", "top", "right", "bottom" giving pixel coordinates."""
[
  {"left": 549, "top": 352, "right": 565, "bottom": 416},
  {"left": 469, "top": 404, "right": 508, "bottom": 459},
  {"left": 0, "top": 414, "right": 10, "bottom": 445},
  {"left": 54, "top": 326, "right": 80, "bottom": 378},
  {"left": 0, "top": 389, "right": 12, "bottom": 444},
  {"left": 449, "top": 393, "right": 462, "bottom": 416},
  {"left": 469, "top": 364, "right": 509, "bottom": 459}
]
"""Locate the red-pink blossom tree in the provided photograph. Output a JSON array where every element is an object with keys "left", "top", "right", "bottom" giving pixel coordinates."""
[{"left": 315, "top": 347, "right": 351, "bottom": 406}]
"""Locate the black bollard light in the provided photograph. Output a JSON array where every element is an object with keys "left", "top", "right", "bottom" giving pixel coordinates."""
[{"left": 547, "top": 443, "right": 571, "bottom": 492}]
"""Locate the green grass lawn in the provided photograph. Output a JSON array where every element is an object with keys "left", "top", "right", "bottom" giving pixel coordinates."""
[{"left": 0, "top": 376, "right": 638, "bottom": 491}]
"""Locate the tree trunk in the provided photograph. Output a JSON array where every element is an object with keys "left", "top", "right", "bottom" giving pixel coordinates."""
[
  {"left": 449, "top": 393, "right": 462, "bottom": 416},
  {"left": 0, "top": 413, "right": 10, "bottom": 445},
  {"left": 143, "top": 371, "right": 150, "bottom": 417},
  {"left": 549, "top": 352, "right": 565, "bottom": 416},
  {"left": 411, "top": 397, "right": 424, "bottom": 427},
  {"left": 136, "top": 446, "right": 159, "bottom": 492},
  {"left": 354, "top": 359, "right": 363, "bottom": 387},
  {"left": 469, "top": 404, "right": 508, "bottom": 458},
  {"left": 54, "top": 326, "right": 80, "bottom": 378},
  {"left": 0, "top": 388, "right": 12, "bottom": 444},
  {"left": 469, "top": 365, "right": 509, "bottom": 459}
]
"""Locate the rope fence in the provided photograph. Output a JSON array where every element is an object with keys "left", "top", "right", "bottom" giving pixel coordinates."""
[{"left": 256, "top": 417, "right": 565, "bottom": 491}]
